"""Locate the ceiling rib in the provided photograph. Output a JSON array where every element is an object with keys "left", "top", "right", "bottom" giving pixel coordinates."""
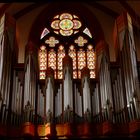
[
  {"left": 119, "top": 1, "right": 140, "bottom": 27},
  {"left": 87, "top": 2, "right": 119, "bottom": 18},
  {"left": 0, "top": 3, "right": 12, "bottom": 17},
  {"left": 13, "top": 3, "right": 45, "bottom": 19}
]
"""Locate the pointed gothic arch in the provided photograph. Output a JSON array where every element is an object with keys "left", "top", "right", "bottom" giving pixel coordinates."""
[{"left": 28, "top": 2, "right": 104, "bottom": 80}]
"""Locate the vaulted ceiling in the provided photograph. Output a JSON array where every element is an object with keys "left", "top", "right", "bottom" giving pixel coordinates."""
[
  {"left": 0, "top": 1, "right": 140, "bottom": 20},
  {"left": 1, "top": 1, "right": 140, "bottom": 63}
]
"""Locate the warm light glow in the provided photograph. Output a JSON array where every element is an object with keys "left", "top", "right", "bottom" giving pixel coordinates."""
[
  {"left": 59, "top": 19, "right": 73, "bottom": 30},
  {"left": 51, "top": 20, "right": 60, "bottom": 30},
  {"left": 75, "top": 36, "right": 87, "bottom": 47},
  {"left": 54, "top": 15, "right": 59, "bottom": 19},
  {"left": 69, "top": 46, "right": 77, "bottom": 69},
  {"left": 90, "top": 70, "right": 95, "bottom": 78},
  {"left": 87, "top": 45, "right": 96, "bottom": 78},
  {"left": 88, "top": 44, "right": 93, "bottom": 50},
  {"left": 45, "top": 36, "right": 59, "bottom": 47},
  {"left": 39, "top": 12, "right": 96, "bottom": 80},
  {"left": 39, "top": 46, "right": 47, "bottom": 79},
  {"left": 60, "top": 29, "right": 73, "bottom": 36},
  {"left": 48, "top": 49, "right": 56, "bottom": 70},
  {"left": 78, "top": 70, "right": 81, "bottom": 79},
  {"left": 73, "top": 20, "right": 82, "bottom": 29},
  {"left": 51, "top": 13, "right": 81, "bottom": 36},
  {"left": 78, "top": 49, "right": 86, "bottom": 78},
  {"left": 69, "top": 46, "right": 77, "bottom": 79},
  {"left": 73, "top": 71, "right": 77, "bottom": 79},
  {"left": 40, "top": 71, "right": 46, "bottom": 79},
  {"left": 37, "top": 123, "right": 50, "bottom": 138},
  {"left": 58, "top": 46, "right": 65, "bottom": 79},
  {"left": 60, "top": 13, "right": 73, "bottom": 20}
]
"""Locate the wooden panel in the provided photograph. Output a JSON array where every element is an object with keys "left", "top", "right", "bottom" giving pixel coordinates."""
[
  {"left": 56, "top": 124, "right": 64, "bottom": 137},
  {"left": 21, "top": 122, "right": 34, "bottom": 136},
  {"left": 129, "top": 120, "right": 140, "bottom": 134},
  {"left": 102, "top": 121, "right": 112, "bottom": 135},
  {"left": 0, "top": 124, "right": 6, "bottom": 136},
  {"left": 37, "top": 123, "right": 50, "bottom": 137}
]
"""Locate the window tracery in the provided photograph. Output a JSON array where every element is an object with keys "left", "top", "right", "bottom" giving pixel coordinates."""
[{"left": 38, "top": 13, "right": 96, "bottom": 80}]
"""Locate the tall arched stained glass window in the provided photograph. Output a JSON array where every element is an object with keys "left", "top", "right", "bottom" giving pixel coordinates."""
[
  {"left": 87, "top": 45, "right": 95, "bottom": 78},
  {"left": 58, "top": 45, "right": 65, "bottom": 79},
  {"left": 77, "top": 49, "right": 86, "bottom": 79},
  {"left": 38, "top": 13, "right": 96, "bottom": 80},
  {"left": 38, "top": 46, "right": 47, "bottom": 79},
  {"left": 68, "top": 45, "right": 77, "bottom": 79},
  {"left": 48, "top": 49, "right": 57, "bottom": 78}
]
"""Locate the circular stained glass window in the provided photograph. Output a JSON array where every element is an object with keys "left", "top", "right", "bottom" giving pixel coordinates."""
[
  {"left": 51, "top": 13, "right": 81, "bottom": 36},
  {"left": 59, "top": 19, "right": 73, "bottom": 30}
]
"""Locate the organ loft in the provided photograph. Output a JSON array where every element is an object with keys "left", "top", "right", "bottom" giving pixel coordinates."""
[{"left": 0, "top": 2, "right": 140, "bottom": 139}]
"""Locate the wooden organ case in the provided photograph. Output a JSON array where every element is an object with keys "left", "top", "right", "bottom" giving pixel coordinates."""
[{"left": 0, "top": 12, "right": 140, "bottom": 139}]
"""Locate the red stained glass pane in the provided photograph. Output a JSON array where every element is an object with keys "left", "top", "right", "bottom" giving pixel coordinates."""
[
  {"left": 48, "top": 49, "right": 56, "bottom": 70},
  {"left": 78, "top": 49, "right": 86, "bottom": 70}
]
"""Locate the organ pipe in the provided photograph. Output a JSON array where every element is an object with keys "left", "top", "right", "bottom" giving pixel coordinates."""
[
  {"left": 92, "top": 83, "right": 100, "bottom": 117},
  {"left": 63, "top": 55, "right": 73, "bottom": 123},
  {"left": 81, "top": 68, "right": 91, "bottom": 122},
  {"left": 74, "top": 84, "right": 82, "bottom": 117},
  {"left": 55, "top": 84, "right": 62, "bottom": 123},
  {"left": 113, "top": 12, "right": 140, "bottom": 122},
  {"left": 44, "top": 68, "right": 54, "bottom": 123}
]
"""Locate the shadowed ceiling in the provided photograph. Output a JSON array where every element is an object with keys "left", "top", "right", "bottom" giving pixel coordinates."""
[
  {"left": 0, "top": 1, "right": 140, "bottom": 20},
  {"left": 1, "top": 1, "right": 139, "bottom": 63}
]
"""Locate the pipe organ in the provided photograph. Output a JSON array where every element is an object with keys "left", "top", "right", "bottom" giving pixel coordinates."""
[
  {"left": 23, "top": 41, "right": 38, "bottom": 123},
  {"left": 11, "top": 70, "right": 23, "bottom": 126},
  {"left": 1, "top": 12, "right": 140, "bottom": 138},
  {"left": 113, "top": 12, "right": 140, "bottom": 123},
  {"left": 95, "top": 41, "right": 113, "bottom": 123}
]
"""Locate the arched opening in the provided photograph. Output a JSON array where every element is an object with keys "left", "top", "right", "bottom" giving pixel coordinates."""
[{"left": 28, "top": 2, "right": 105, "bottom": 80}]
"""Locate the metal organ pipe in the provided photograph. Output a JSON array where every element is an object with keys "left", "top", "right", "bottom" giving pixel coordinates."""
[
  {"left": 62, "top": 55, "right": 73, "bottom": 123},
  {"left": 115, "top": 13, "right": 140, "bottom": 121},
  {"left": 63, "top": 56, "right": 73, "bottom": 106},
  {"left": 55, "top": 83, "right": 62, "bottom": 123},
  {"left": 81, "top": 68, "right": 91, "bottom": 121},
  {"left": 92, "top": 83, "right": 100, "bottom": 118},
  {"left": 45, "top": 68, "right": 54, "bottom": 123},
  {"left": 74, "top": 84, "right": 82, "bottom": 117},
  {"left": 0, "top": 16, "right": 5, "bottom": 109}
]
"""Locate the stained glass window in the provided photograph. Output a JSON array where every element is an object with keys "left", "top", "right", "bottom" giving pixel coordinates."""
[
  {"left": 48, "top": 49, "right": 57, "bottom": 79},
  {"left": 40, "top": 28, "right": 50, "bottom": 39},
  {"left": 51, "top": 13, "right": 81, "bottom": 36},
  {"left": 39, "top": 12, "right": 96, "bottom": 80},
  {"left": 40, "top": 71, "right": 46, "bottom": 80},
  {"left": 75, "top": 36, "right": 87, "bottom": 47},
  {"left": 78, "top": 49, "right": 86, "bottom": 78},
  {"left": 83, "top": 28, "right": 92, "bottom": 38},
  {"left": 68, "top": 45, "right": 77, "bottom": 79},
  {"left": 45, "top": 36, "right": 59, "bottom": 47},
  {"left": 87, "top": 45, "right": 96, "bottom": 78},
  {"left": 39, "top": 46, "right": 47, "bottom": 79},
  {"left": 58, "top": 45, "right": 65, "bottom": 79}
]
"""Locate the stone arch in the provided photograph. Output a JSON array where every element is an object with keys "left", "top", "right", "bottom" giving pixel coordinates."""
[{"left": 28, "top": 2, "right": 104, "bottom": 46}]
